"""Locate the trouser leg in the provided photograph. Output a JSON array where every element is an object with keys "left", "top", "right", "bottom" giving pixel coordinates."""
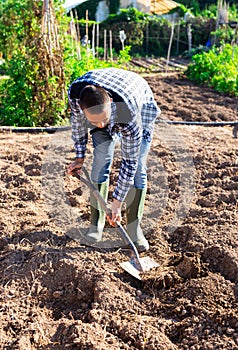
[{"left": 86, "top": 128, "right": 115, "bottom": 243}]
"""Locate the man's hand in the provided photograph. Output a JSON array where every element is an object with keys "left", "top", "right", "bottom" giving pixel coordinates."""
[
  {"left": 67, "top": 158, "right": 84, "bottom": 175},
  {"left": 108, "top": 199, "right": 122, "bottom": 226}
]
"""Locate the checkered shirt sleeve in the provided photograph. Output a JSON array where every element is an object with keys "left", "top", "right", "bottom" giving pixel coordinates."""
[
  {"left": 69, "top": 98, "right": 88, "bottom": 158},
  {"left": 112, "top": 120, "right": 142, "bottom": 201}
]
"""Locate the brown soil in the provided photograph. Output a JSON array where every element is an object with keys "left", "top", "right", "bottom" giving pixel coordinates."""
[{"left": 0, "top": 73, "right": 238, "bottom": 349}]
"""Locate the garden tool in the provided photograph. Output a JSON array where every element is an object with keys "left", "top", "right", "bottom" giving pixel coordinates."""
[{"left": 72, "top": 168, "right": 159, "bottom": 280}]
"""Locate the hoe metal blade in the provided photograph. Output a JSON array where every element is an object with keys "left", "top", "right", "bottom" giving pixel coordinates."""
[{"left": 120, "top": 256, "right": 159, "bottom": 280}]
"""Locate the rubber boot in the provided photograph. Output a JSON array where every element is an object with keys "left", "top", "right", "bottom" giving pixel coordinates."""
[
  {"left": 126, "top": 187, "right": 149, "bottom": 252},
  {"left": 86, "top": 181, "right": 109, "bottom": 243}
]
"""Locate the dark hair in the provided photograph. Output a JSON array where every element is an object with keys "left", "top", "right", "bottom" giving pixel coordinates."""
[{"left": 79, "top": 85, "right": 109, "bottom": 113}]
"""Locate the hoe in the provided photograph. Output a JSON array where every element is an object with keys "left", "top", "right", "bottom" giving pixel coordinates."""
[{"left": 73, "top": 168, "right": 159, "bottom": 280}]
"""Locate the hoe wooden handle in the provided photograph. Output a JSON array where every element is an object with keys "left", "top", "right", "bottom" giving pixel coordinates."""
[{"left": 72, "top": 168, "right": 143, "bottom": 271}]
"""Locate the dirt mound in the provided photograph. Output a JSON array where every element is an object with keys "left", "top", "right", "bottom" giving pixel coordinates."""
[{"left": 0, "top": 74, "right": 238, "bottom": 349}]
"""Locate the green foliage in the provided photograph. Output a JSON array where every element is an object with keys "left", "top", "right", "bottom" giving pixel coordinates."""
[
  {"left": 101, "top": 10, "right": 170, "bottom": 56},
  {"left": 186, "top": 44, "right": 238, "bottom": 96},
  {"left": 103, "top": 7, "right": 149, "bottom": 24},
  {"left": 212, "top": 26, "right": 237, "bottom": 44},
  {"left": 0, "top": 49, "right": 66, "bottom": 126},
  {"left": 198, "top": 3, "right": 238, "bottom": 19},
  {"left": 177, "top": 0, "right": 238, "bottom": 15},
  {"left": 102, "top": 21, "right": 146, "bottom": 55},
  {"left": 229, "top": 4, "right": 238, "bottom": 21},
  {"left": 199, "top": 4, "right": 218, "bottom": 18},
  {"left": 0, "top": 58, "right": 7, "bottom": 75},
  {"left": 146, "top": 17, "right": 172, "bottom": 56},
  {"left": 175, "top": 0, "right": 200, "bottom": 15},
  {"left": 182, "top": 45, "right": 211, "bottom": 58},
  {"left": 0, "top": 53, "right": 36, "bottom": 126},
  {"left": 0, "top": 0, "right": 40, "bottom": 56},
  {"left": 0, "top": 0, "right": 67, "bottom": 127},
  {"left": 169, "top": 4, "right": 189, "bottom": 17},
  {"left": 117, "top": 46, "right": 131, "bottom": 65},
  {"left": 65, "top": 50, "right": 111, "bottom": 84}
]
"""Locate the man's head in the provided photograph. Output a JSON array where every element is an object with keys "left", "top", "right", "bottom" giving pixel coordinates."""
[{"left": 79, "top": 85, "right": 112, "bottom": 128}]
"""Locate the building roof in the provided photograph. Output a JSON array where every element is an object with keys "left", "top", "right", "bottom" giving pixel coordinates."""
[{"left": 149, "top": 0, "right": 180, "bottom": 14}]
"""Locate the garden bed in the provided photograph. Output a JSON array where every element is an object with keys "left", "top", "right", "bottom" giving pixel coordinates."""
[{"left": 0, "top": 73, "right": 238, "bottom": 349}]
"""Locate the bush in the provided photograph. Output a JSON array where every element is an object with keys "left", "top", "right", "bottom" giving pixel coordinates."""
[
  {"left": 0, "top": 0, "right": 67, "bottom": 127},
  {"left": 0, "top": 53, "right": 37, "bottom": 126},
  {"left": 186, "top": 44, "right": 238, "bottom": 96}
]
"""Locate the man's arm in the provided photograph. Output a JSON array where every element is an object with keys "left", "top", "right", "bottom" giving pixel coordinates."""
[
  {"left": 69, "top": 99, "right": 88, "bottom": 157},
  {"left": 67, "top": 99, "right": 88, "bottom": 175},
  {"left": 113, "top": 121, "right": 142, "bottom": 202}
]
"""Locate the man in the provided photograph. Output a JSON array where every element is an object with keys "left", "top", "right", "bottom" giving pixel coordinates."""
[{"left": 67, "top": 68, "right": 160, "bottom": 252}]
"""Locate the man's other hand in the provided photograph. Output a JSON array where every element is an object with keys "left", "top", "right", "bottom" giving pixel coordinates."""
[
  {"left": 108, "top": 199, "right": 122, "bottom": 226},
  {"left": 67, "top": 158, "right": 84, "bottom": 175}
]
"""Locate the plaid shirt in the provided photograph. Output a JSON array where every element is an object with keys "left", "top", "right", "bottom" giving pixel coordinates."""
[{"left": 68, "top": 68, "right": 160, "bottom": 202}]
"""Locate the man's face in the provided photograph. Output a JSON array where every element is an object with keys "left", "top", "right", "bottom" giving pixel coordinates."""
[{"left": 84, "top": 102, "right": 111, "bottom": 128}]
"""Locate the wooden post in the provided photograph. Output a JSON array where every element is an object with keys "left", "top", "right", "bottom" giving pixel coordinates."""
[
  {"left": 74, "top": 9, "right": 80, "bottom": 39},
  {"left": 92, "top": 23, "right": 95, "bottom": 57},
  {"left": 41, "top": 0, "right": 47, "bottom": 35},
  {"left": 104, "top": 29, "right": 107, "bottom": 60},
  {"left": 187, "top": 23, "right": 192, "bottom": 54},
  {"left": 70, "top": 10, "right": 81, "bottom": 60},
  {"left": 96, "top": 23, "right": 99, "bottom": 57},
  {"left": 176, "top": 20, "right": 180, "bottom": 56},
  {"left": 109, "top": 30, "right": 113, "bottom": 60},
  {"left": 214, "top": 0, "right": 223, "bottom": 44},
  {"left": 86, "top": 9, "right": 89, "bottom": 55},
  {"left": 166, "top": 20, "right": 175, "bottom": 74},
  {"left": 146, "top": 22, "right": 149, "bottom": 56},
  {"left": 70, "top": 10, "right": 75, "bottom": 50},
  {"left": 74, "top": 9, "right": 81, "bottom": 60},
  {"left": 69, "top": 12, "right": 75, "bottom": 58}
]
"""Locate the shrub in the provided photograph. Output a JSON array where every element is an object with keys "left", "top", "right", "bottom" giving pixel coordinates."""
[
  {"left": 186, "top": 44, "right": 238, "bottom": 96},
  {"left": 0, "top": 0, "right": 67, "bottom": 127}
]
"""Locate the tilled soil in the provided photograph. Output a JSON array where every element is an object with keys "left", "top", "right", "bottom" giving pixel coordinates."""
[{"left": 0, "top": 73, "right": 238, "bottom": 349}]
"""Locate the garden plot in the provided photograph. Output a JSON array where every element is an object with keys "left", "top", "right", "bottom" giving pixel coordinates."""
[{"left": 0, "top": 73, "right": 238, "bottom": 349}]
